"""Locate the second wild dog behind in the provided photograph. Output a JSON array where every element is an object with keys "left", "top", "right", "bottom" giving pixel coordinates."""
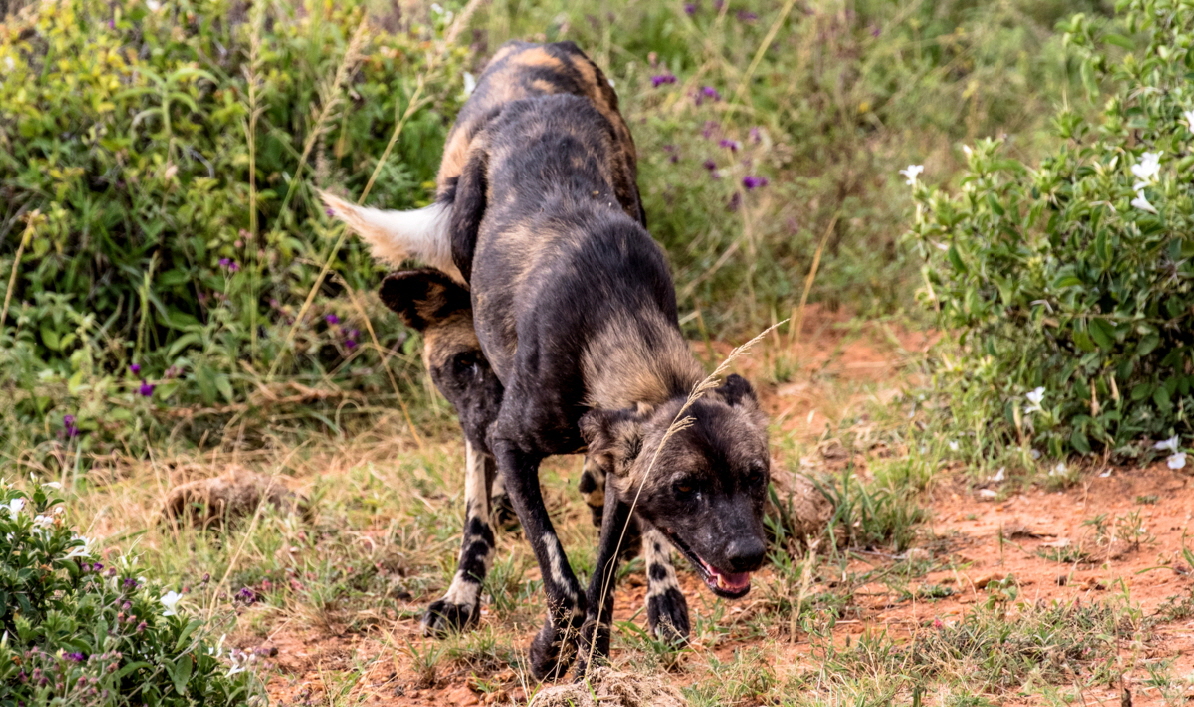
[{"left": 322, "top": 40, "right": 771, "bottom": 680}]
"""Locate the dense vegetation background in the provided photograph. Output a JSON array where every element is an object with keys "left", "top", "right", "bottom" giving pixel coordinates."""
[{"left": 1, "top": 0, "right": 1133, "bottom": 470}]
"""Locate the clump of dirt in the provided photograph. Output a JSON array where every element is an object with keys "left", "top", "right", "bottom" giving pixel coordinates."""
[
  {"left": 161, "top": 467, "right": 305, "bottom": 529},
  {"left": 529, "top": 667, "right": 689, "bottom": 707},
  {"left": 768, "top": 467, "right": 835, "bottom": 540}
]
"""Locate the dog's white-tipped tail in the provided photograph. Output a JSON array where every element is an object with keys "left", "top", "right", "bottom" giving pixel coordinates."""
[{"left": 319, "top": 190, "right": 461, "bottom": 282}]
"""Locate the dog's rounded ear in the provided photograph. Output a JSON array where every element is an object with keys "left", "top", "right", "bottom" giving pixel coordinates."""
[
  {"left": 378, "top": 269, "right": 471, "bottom": 332},
  {"left": 580, "top": 407, "right": 644, "bottom": 477},
  {"left": 714, "top": 373, "right": 758, "bottom": 407}
]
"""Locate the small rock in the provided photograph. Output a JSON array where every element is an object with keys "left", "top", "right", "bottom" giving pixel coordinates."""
[
  {"left": 973, "top": 573, "right": 1007, "bottom": 589},
  {"left": 446, "top": 685, "right": 480, "bottom": 706}
]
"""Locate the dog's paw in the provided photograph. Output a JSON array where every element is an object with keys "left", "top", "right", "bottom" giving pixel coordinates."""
[
  {"left": 421, "top": 597, "right": 480, "bottom": 637},
  {"left": 529, "top": 620, "right": 579, "bottom": 681},
  {"left": 647, "top": 586, "right": 690, "bottom": 645}
]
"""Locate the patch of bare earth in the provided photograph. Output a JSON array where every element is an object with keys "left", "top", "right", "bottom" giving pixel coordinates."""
[{"left": 243, "top": 320, "right": 1193, "bottom": 705}]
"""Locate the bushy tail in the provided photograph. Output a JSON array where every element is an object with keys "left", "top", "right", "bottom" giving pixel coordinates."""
[{"left": 318, "top": 191, "right": 461, "bottom": 282}]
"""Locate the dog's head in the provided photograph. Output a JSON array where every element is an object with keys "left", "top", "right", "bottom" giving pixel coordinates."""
[
  {"left": 379, "top": 269, "right": 501, "bottom": 445},
  {"left": 580, "top": 374, "right": 770, "bottom": 598}
]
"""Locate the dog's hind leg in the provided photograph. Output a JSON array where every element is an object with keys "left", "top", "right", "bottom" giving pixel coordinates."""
[
  {"left": 422, "top": 440, "right": 497, "bottom": 636},
  {"left": 643, "top": 529, "right": 690, "bottom": 644}
]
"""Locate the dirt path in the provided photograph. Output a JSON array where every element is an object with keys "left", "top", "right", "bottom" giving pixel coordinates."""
[{"left": 214, "top": 315, "right": 1191, "bottom": 705}]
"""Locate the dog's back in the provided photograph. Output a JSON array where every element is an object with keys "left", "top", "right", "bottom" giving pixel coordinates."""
[{"left": 439, "top": 41, "right": 643, "bottom": 226}]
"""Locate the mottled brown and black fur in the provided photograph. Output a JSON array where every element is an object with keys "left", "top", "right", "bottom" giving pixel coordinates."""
[
  {"left": 325, "top": 41, "right": 770, "bottom": 680},
  {"left": 379, "top": 268, "right": 687, "bottom": 641}
]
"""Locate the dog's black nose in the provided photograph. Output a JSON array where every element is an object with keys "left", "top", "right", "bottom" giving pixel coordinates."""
[{"left": 724, "top": 536, "right": 767, "bottom": 572}]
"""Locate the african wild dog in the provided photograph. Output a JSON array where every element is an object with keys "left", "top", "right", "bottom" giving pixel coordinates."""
[
  {"left": 377, "top": 268, "right": 689, "bottom": 642},
  {"left": 322, "top": 41, "right": 770, "bottom": 679}
]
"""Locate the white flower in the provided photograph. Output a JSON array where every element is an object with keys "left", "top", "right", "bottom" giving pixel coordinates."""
[
  {"left": 1030, "top": 449, "right": 1041, "bottom": 460},
  {"left": 1024, "top": 386, "right": 1045, "bottom": 414},
  {"left": 161, "top": 590, "right": 183, "bottom": 616},
  {"left": 430, "top": 2, "right": 444, "bottom": 14},
  {"left": 3, "top": 498, "right": 25, "bottom": 519},
  {"left": 1099, "top": 468, "right": 1112, "bottom": 478},
  {"left": 962, "top": 144, "right": 973, "bottom": 158},
  {"left": 1049, "top": 462, "right": 1066, "bottom": 477},
  {"left": 41, "top": 482, "right": 62, "bottom": 490},
  {"left": 992, "top": 468, "right": 1005, "bottom": 483},
  {"left": 1154, "top": 435, "right": 1180, "bottom": 453},
  {"left": 63, "top": 536, "right": 95, "bottom": 559},
  {"left": 1184, "top": 110, "right": 1194, "bottom": 133},
  {"left": 33, "top": 515, "right": 53, "bottom": 529},
  {"left": 146, "top": 0, "right": 161, "bottom": 10},
  {"left": 1169, "top": 453, "right": 1187, "bottom": 470},
  {"left": 899, "top": 164, "right": 924, "bottom": 186},
  {"left": 948, "top": 440, "right": 959, "bottom": 452},
  {"left": 461, "top": 71, "right": 476, "bottom": 98},
  {"left": 225, "top": 648, "right": 255, "bottom": 677},
  {"left": 1131, "top": 152, "right": 1162, "bottom": 183},
  {"left": 1131, "top": 190, "right": 1158, "bottom": 214}
]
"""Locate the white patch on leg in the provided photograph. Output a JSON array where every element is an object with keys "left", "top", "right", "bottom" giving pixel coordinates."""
[
  {"left": 643, "top": 529, "right": 681, "bottom": 599},
  {"left": 542, "top": 532, "right": 578, "bottom": 602},
  {"left": 440, "top": 571, "right": 482, "bottom": 607}
]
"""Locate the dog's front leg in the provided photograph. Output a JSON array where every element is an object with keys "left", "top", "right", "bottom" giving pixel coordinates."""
[
  {"left": 576, "top": 489, "right": 633, "bottom": 678},
  {"left": 422, "top": 440, "right": 496, "bottom": 636},
  {"left": 642, "top": 528, "right": 690, "bottom": 643},
  {"left": 492, "top": 440, "right": 586, "bottom": 681}
]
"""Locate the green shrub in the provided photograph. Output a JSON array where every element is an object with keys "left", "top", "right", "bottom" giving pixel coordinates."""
[
  {"left": 0, "top": 481, "right": 261, "bottom": 705},
  {"left": 0, "top": 0, "right": 466, "bottom": 460},
  {"left": 908, "top": 0, "right": 1194, "bottom": 461}
]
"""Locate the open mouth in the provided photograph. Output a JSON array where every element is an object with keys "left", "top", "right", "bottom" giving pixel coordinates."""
[{"left": 658, "top": 529, "right": 753, "bottom": 599}]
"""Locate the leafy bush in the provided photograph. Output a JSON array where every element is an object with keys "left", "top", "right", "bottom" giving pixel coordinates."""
[
  {"left": 0, "top": 0, "right": 467, "bottom": 460},
  {"left": 908, "top": 0, "right": 1194, "bottom": 461},
  {"left": 0, "top": 481, "right": 261, "bottom": 705}
]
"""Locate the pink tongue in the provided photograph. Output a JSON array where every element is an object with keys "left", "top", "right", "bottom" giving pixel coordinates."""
[{"left": 712, "top": 570, "right": 751, "bottom": 591}]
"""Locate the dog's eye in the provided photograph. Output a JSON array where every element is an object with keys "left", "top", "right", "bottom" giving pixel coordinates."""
[
  {"left": 672, "top": 480, "right": 696, "bottom": 498},
  {"left": 745, "top": 463, "right": 767, "bottom": 486}
]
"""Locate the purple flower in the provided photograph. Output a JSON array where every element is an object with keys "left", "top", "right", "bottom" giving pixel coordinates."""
[
  {"left": 66, "top": 653, "right": 86, "bottom": 662},
  {"left": 91, "top": 563, "right": 104, "bottom": 572},
  {"left": 234, "top": 587, "right": 257, "bottom": 604},
  {"left": 325, "top": 208, "right": 334, "bottom": 217},
  {"left": 227, "top": 261, "right": 240, "bottom": 272},
  {"left": 701, "top": 86, "right": 721, "bottom": 101},
  {"left": 684, "top": 2, "right": 696, "bottom": 15},
  {"left": 218, "top": 258, "right": 231, "bottom": 268},
  {"left": 650, "top": 74, "right": 676, "bottom": 87},
  {"left": 727, "top": 192, "right": 742, "bottom": 212},
  {"left": 713, "top": 0, "right": 724, "bottom": 11},
  {"left": 703, "top": 159, "right": 718, "bottom": 172},
  {"left": 345, "top": 339, "right": 358, "bottom": 350},
  {"left": 718, "top": 139, "right": 741, "bottom": 152},
  {"left": 129, "top": 363, "right": 141, "bottom": 374},
  {"left": 138, "top": 381, "right": 155, "bottom": 397},
  {"left": 64, "top": 414, "right": 76, "bottom": 426},
  {"left": 743, "top": 175, "right": 770, "bottom": 189},
  {"left": 736, "top": 10, "right": 758, "bottom": 21},
  {"left": 108, "top": 18, "right": 115, "bottom": 29},
  {"left": 749, "top": 127, "right": 762, "bottom": 143},
  {"left": 325, "top": 314, "right": 340, "bottom": 325}
]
